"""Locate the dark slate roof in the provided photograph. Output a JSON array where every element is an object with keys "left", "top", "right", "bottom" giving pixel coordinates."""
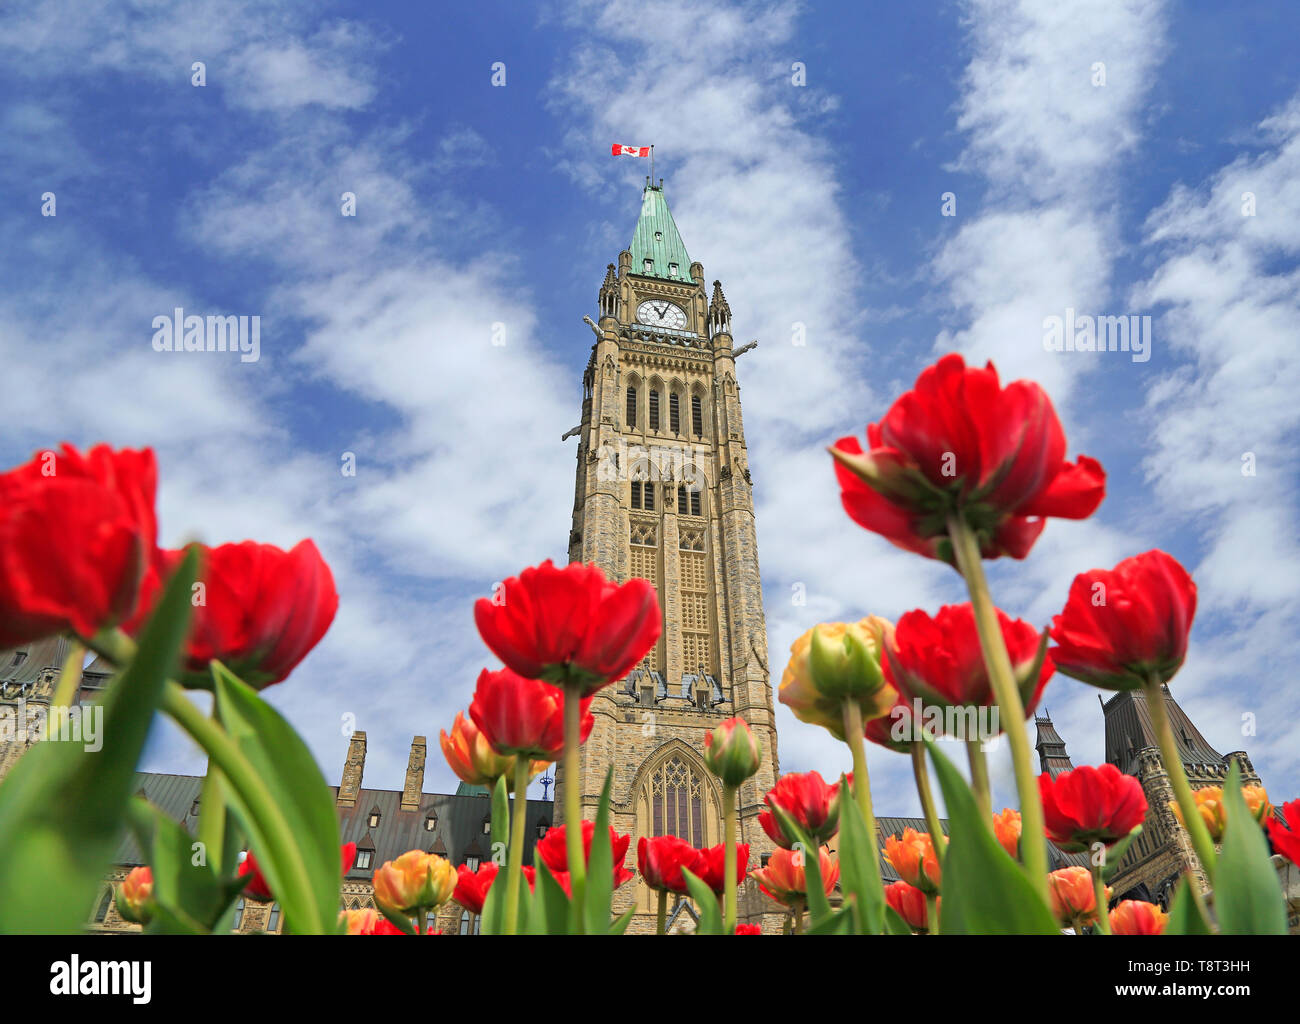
[
  {"left": 0, "top": 636, "right": 72, "bottom": 692},
  {"left": 112, "top": 772, "right": 554, "bottom": 876},
  {"left": 1035, "top": 711, "right": 1076, "bottom": 778},
  {"left": 1104, "top": 686, "right": 1223, "bottom": 775}
]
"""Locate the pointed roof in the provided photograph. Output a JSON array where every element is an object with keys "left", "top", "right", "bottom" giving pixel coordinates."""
[
  {"left": 629, "top": 184, "right": 692, "bottom": 282},
  {"left": 1034, "top": 711, "right": 1076, "bottom": 778},
  {"left": 1104, "top": 685, "right": 1223, "bottom": 776}
]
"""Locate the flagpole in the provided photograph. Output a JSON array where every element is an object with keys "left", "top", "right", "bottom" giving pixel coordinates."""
[{"left": 651, "top": 144, "right": 655, "bottom": 186}]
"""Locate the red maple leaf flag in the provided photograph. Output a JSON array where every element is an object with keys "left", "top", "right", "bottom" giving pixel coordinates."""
[{"left": 611, "top": 144, "right": 651, "bottom": 157}]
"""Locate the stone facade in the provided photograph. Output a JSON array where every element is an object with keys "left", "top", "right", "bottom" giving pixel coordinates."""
[{"left": 554, "top": 182, "right": 782, "bottom": 932}]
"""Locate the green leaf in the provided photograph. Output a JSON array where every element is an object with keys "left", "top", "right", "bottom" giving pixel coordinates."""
[
  {"left": 212, "top": 661, "right": 341, "bottom": 935},
  {"left": 534, "top": 859, "right": 571, "bottom": 935},
  {"left": 682, "top": 868, "right": 723, "bottom": 935},
  {"left": 926, "top": 739, "right": 1058, "bottom": 935},
  {"left": 491, "top": 775, "right": 510, "bottom": 862},
  {"left": 609, "top": 906, "right": 637, "bottom": 935},
  {"left": 126, "top": 797, "right": 243, "bottom": 934},
  {"left": 1101, "top": 825, "right": 1142, "bottom": 881},
  {"left": 0, "top": 549, "right": 197, "bottom": 934},
  {"left": 1164, "top": 875, "right": 1212, "bottom": 936},
  {"left": 805, "top": 907, "right": 853, "bottom": 934},
  {"left": 884, "top": 905, "right": 913, "bottom": 935},
  {"left": 836, "top": 774, "right": 886, "bottom": 934},
  {"left": 1213, "top": 762, "right": 1287, "bottom": 934},
  {"left": 583, "top": 769, "right": 616, "bottom": 934}
]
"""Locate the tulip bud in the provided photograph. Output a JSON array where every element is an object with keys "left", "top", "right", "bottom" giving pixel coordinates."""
[
  {"left": 1109, "top": 899, "right": 1168, "bottom": 936},
  {"left": 704, "top": 717, "right": 761, "bottom": 787},
  {"left": 373, "top": 850, "right": 458, "bottom": 917},
  {"left": 883, "top": 827, "right": 941, "bottom": 894},
  {"left": 1170, "top": 784, "right": 1271, "bottom": 842},
  {"left": 116, "top": 866, "right": 154, "bottom": 925},
  {"left": 779, "top": 617, "right": 898, "bottom": 739},
  {"left": 1046, "top": 866, "right": 1110, "bottom": 928},
  {"left": 992, "top": 808, "right": 1022, "bottom": 859}
]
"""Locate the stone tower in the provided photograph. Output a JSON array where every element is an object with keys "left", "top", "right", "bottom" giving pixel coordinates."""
[
  {"left": 555, "top": 179, "right": 781, "bottom": 932},
  {"left": 1036, "top": 686, "right": 1265, "bottom": 907}
]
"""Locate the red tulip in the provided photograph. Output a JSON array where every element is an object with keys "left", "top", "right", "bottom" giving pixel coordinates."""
[
  {"left": 695, "top": 842, "right": 751, "bottom": 895},
  {"left": 473, "top": 559, "right": 661, "bottom": 695},
  {"left": 137, "top": 539, "right": 338, "bottom": 688},
  {"left": 1109, "top": 899, "right": 1168, "bottom": 936},
  {"left": 1266, "top": 799, "right": 1300, "bottom": 867},
  {"left": 734, "top": 923, "right": 762, "bottom": 934},
  {"left": 116, "top": 865, "right": 155, "bottom": 925},
  {"left": 452, "top": 862, "right": 499, "bottom": 916},
  {"left": 0, "top": 444, "right": 157, "bottom": 647},
  {"left": 1038, "top": 764, "right": 1148, "bottom": 853},
  {"left": 884, "top": 880, "right": 930, "bottom": 932},
  {"left": 239, "top": 841, "right": 357, "bottom": 903},
  {"left": 830, "top": 354, "right": 1105, "bottom": 563},
  {"left": 468, "top": 667, "right": 593, "bottom": 761},
  {"left": 535, "top": 821, "right": 635, "bottom": 889},
  {"left": 638, "top": 835, "right": 704, "bottom": 894},
  {"left": 884, "top": 603, "right": 1051, "bottom": 732},
  {"left": 759, "top": 771, "right": 843, "bottom": 849},
  {"left": 750, "top": 845, "right": 837, "bottom": 908},
  {"left": 1049, "top": 549, "right": 1197, "bottom": 691}
]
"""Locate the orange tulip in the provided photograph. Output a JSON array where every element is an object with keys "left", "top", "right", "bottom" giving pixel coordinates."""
[
  {"left": 440, "top": 710, "right": 547, "bottom": 792},
  {"left": 884, "top": 827, "right": 941, "bottom": 894},
  {"left": 116, "top": 866, "right": 154, "bottom": 925},
  {"left": 1170, "top": 785, "right": 1272, "bottom": 842},
  {"left": 750, "top": 845, "right": 838, "bottom": 909},
  {"left": 373, "top": 850, "right": 457, "bottom": 916},
  {"left": 992, "top": 808, "right": 1022, "bottom": 859},
  {"left": 1109, "top": 899, "right": 1168, "bottom": 936},
  {"left": 1047, "top": 866, "right": 1110, "bottom": 929}
]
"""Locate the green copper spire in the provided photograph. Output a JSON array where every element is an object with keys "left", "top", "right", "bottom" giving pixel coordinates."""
[{"left": 629, "top": 183, "right": 693, "bottom": 282}]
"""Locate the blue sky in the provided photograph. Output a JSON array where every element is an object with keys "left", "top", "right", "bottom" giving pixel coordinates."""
[{"left": 2, "top": 0, "right": 1297, "bottom": 816}]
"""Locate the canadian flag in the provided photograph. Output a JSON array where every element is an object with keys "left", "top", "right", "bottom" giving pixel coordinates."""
[{"left": 611, "top": 144, "right": 651, "bottom": 157}]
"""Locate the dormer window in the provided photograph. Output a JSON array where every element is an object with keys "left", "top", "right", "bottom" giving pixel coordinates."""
[
  {"left": 425, "top": 813, "right": 438, "bottom": 832},
  {"left": 355, "top": 849, "right": 373, "bottom": 870},
  {"left": 466, "top": 854, "right": 481, "bottom": 871},
  {"left": 368, "top": 807, "right": 381, "bottom": 828},
  {"left": 668, "top": 263, "right": 678, "bottom": 278},
  {"left": 482, "top": 814, "right": 491, "bottom": 835},
  {"left": 643, "top": 258, "right": 653, "bottom": 274},
  {"left": 654, "top": 231, "right": 662, "bottom": 241}
]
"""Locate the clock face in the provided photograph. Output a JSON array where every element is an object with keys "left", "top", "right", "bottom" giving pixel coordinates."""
[{"left": 636, "top": 299, "right": 688, "bottom": 331}]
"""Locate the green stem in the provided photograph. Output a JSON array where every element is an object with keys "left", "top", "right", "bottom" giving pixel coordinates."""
[
  {"left": 198, "top": 758, "right": 227, "bottom": 874},
  {"left": 656, "top": 889, "right": 667, "bottom": 936},
  {"left": 160, "top": 681, "right": 324, "bottom": 933},
  {"left": 503, "top": 757, "right": 530, "bottom": 935},
  {"left": 1141, "top": 675, "right": 1218, "bottom": 876},
  {"left": 842, "top": 700, "right": 884, "bottom": 889},
  {"left": 792, "top": 906, "right": 804, "bottom": 935},
  {"left": 723, "top": 783, "right": 738, "bottom": 934},
  {"left": 966, "top": 738, "right": 992, "bottom": 821},
  {"left": 947, "top": 515, "right": 1050, "bottom": 903},
  {"left": 1091, "top": 867, "right": 1111, "bottom": 935},
  {"left": 911, "top": 742, "right": 947, "bottom": 856},
  {"left": 925, "top": 892, "right": 938, "bottom": 935},
  {"left": 562, "top": 682, "right": 587, "bottom": 930},
  {"left": 52, "top": 641, "right": 84, "bottom": 708}
]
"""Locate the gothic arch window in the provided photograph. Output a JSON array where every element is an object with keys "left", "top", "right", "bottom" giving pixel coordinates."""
[
  {"left": 93, "top": 887, "right": 112, "bottom": 924},
  {"left": 669, "top": 392, "right": 681, "bottom": 433},
  {"left": 649, "top": 755, "right": 712, "bottom": 846},
  {"left": 648, "top": 388, "right": 660, "bottom": 431},
  {"left": 626, "top": 384, "right": 638, "bottom": 428},
  {"left": 691, "top": 393, "right": 704, "bottom": 436},
  {"left": 232, "top": 898, "right": 245, "bottom": 931},
  {"left": 267, "top": 902, "right": 281, "bottom": 932}
]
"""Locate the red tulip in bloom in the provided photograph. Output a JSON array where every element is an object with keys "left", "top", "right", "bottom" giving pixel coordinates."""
[
  {"left": 760, "top": 771, "right": 843, "bottom": 849},
  {"left": 1046, "top": 866, "right": 1110, "bottom": 928},
  {"left": 1266, "top": 799, "right": 1300, "bottom": 867},
  {"left": 830, "top": 354, "right": 1105, "bottom": 564},
  {"left": 440, "top": 710, "right": 549, "bottom": 792},
  {"left": 473, "top": 559, "right": 661, "bottom": 694},
  {"left": 342, "top": 908, "right": 409, "bottom": 935},
  {"left": 884, "top": 827, "right": 942, "bottom": 894},
  {"left": 696, "top": 842, "right": 751, "bottom": 895},
  {"left": 535, "top": 821, "right": 635, "bottom": 889},
  {"left": 1038, "top": 764, "right": 1148, "bottom": 853},
  {"left": 703, "top": 717, "right": 762, "bottom": 787},
  {"left": 0, "top": 444, "right": 157, "bottom": 647},
  {"left": 750, "top": 845, "right": 838, "bottom": 908},
  {"left": 638, "top": 835, "right": 704, "bottom": 894},
  {"left": 734, "top": 923, "right": 762, "bottom": 935},
  {"left": 469, "top": 667, "right": 593, "bottom": 761},
  {"left": 452, "top": 862, "right": 499, "bottom": 916},
  {"left": 1049, "top": 550, "right": 1197, "bottom": 691},
  {"left": 239, "top": 842, "right": 357, "bottom": 903},
  {"left": 992, "top": 808, "right": 1022, "bottom": 859},
  {"left": 884, "top": 880, "right": 930, "bottom": 932},
  {"left": 116, "top": 865, "right": 155, "bottom": 925},
  {"left": 1109, "top": 900, "right": 1168, "bottom": 936},
  {"left": 140, "top": 540, "right": 338, "bottom": 689},
  {"left": 884, "top": 604, "right": 1052, "bottom": 730}
]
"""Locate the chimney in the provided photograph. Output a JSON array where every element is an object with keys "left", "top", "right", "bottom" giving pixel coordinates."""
[
  {"left": 402, "top": 735, "right": 427, "bottom": 811},
  {"left": 337, "top": 730, "right": 366, "bottom": 808}
]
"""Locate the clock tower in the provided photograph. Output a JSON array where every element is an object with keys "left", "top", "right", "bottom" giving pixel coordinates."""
[{"left": 556, "top": 179, "right": 782, "bottom": 932}]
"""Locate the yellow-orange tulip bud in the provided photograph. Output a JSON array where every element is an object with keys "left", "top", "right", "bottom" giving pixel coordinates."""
[
  {"left": 779, "top": 617, "right": 897, "bottom": 740},
  {"left": 373, "top": 850, "right": 457, "bottom": 916},
  {"left": 440, "top": 710, "right": 548, "bottom": 792},
  {"left": 116, "top": 865, "right": 154, "bottom": 925},
  {"left": 1170, "top": 785, "right": 1272, "bottom": 843}
]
